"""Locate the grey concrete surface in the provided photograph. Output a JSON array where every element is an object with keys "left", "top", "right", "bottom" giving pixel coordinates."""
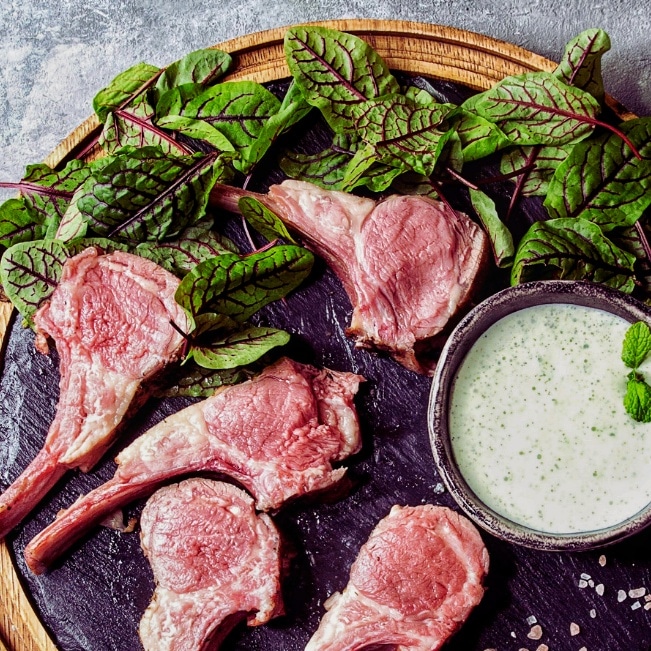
[{"left": 1, "top": 0, "right": 650, "bottom": 183}]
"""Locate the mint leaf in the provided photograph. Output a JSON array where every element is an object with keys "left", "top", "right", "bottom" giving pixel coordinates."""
[
  {"left": 622, "top": 321, "right": 651, "bottom": 369},
  {"left": 624, "top": 373, "right": 651, "bottom": 423}
]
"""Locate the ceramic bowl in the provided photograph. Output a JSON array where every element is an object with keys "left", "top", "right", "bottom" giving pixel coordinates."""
[{"left": 428, "top": 280, "right": 651, "bottom": 551}]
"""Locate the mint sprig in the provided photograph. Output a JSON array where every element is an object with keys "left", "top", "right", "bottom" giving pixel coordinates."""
[{"left": 622, "top": 321, "right": 651, "bottom": 422}]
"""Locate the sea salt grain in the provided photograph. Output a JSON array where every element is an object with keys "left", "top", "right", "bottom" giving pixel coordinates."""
[
  {"left": 536, "top": 646, "right": 549, "bottom": 651},
  {"left": 589, "top": 608, "right": 597, "bottom": 618},
  {"left": 527, "top": 625, "right": 543, "bottom": 640},
  {"left": 526, "top": 615, "right": 538, "bottom": 625},
  {"left": 578, "top": 579, "right": 588, "bottom": 588},
  {"left": 599, "top": 555, "right": 607, "bottom": 566},
  {"left": 595, "top": 583, "right": 604, "bottom": 596},
  {"left": 632, "top": 601, "right": 642, "bottom": 610},
  {"left": 629, "top": 587, "right": 646, "bottom": 599},
  {"left": 570, "top": 622, "right": 580, "bottom": 636},
  {"left": 618, "top": 589, "right": 627, "bottom": 602}
]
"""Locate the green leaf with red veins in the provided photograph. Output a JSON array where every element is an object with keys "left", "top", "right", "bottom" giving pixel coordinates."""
[
  {"left": 511, "top": 218, "right": 636, "bottom": 292},
  {"left": 136, "top": 219, "right": 238, "bottom": 277},
  {"left": 0, "top": 199, "right": 46, "bottom": 247},
  {"left": 187, "top": 312, "right": 290, "bottom": 370},
  {"left": 155, "top": 83, "right": 207, "bottom": 118},
  {"left": 468, "top": 188, "right": 514, "bottom": 268},
  {"left": 154, "top": 363, "right": 247, "bottom": 398},
  {"left": 553, "top": 28, "right": 610, "bottom": 103},
  {"left": 0, "top": 239, "right": 70, "bottom": 323},
  {"left": 76, "top": 147, "right": 226, "bottom": 243},
  {"left": 279, "top": 133, "right": 401, "bottom": 192},
  {"left": 284, "top": 25, "right": 399, "bottom": 132},
  {"left": 176, "top": 81, "right": 281, "bottom": 172},
  {"left": 4, "top": 160, "right": 93, "bottom": 230},
  {"left": 450, "top": 109, "right": 512, "bottom": 162},
  {"left": 544, "top": 118, "right": 651, "bottom": 231},
  {"left": 155, "top": 115, "right": 236, "bottom": 152},
  {"left": 473, "top": 73, "right": 601, "bottom": 146},
  {"left": 93, "top": 62, "right": 161, "bottom": 123},
  {"left": 238, "top": 197, "right": 296, "bottom": 244},
  {"left": 152, "top": 48, "right": 233, "bottom": 105},
  {"left": 340, "top": 143, "right": 378, "bottom": 191},
  {"left": 500, "top": 144, "right": 570, "bottom": 196},
  {"left": 175, "top": 245, "right": 314, "bottom": 324},
  {"left": 99, "top": 95, "right": 191, "bottom": 156},
  {"left": 352, "top": 95, "right": 453, "bottom": 176}
]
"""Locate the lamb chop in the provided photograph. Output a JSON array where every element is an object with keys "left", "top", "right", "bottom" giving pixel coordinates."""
[
  {"left": 211, "top": 180, "right": 489, "bottom": 374},
  {"left": 305, "top": 504, "right": 489, "bottom": 651},
  {"left": 139, "top": 478, "right": 284, "bottom": 651},
  {"left": 24, "top": 357, "right": 363, "bottom": 573},
  {"left": 0, "top": 248, "right": 188, "bottom": 540}
]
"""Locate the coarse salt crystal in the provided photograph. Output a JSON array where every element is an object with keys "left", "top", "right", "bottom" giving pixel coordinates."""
[
  {"left": 511, "top": 631, "right": 517, "bottom": 638},
  {"left": 581, "top": 573, "right": 591, "bottom": 580},
  {"left": 588, "top": 579, "right": 595, "bottom": 588},
  {"left": 570, "top": 622, "right": 580, "bottom": 636},
  {"left": 526, "top": 615, "right": 538, "bottom": 625},
  {"left": 590, "top": 609, "right": 596, "bottom": 618},
  {"left": 578, "top": 648, "right": 587, "bottom": 651},
  {"left": 632, "top": 601, "right": 642, "bottom": 610},
  {"left": 599, "top": 554, "right": 607, "bottom": 566},
  {"left": 629, "top": 587, "right": 646, "bottom": 599},
  {"left": 433, "top": 483, "right": 445, "bottom": 494},
  {"left": 595, "top": 583, "right": 604, "bottom": 596},
  {"left": 536, "top": 646, "right": 549, "bottom": 651},
  {"left": 618, "top": 589, "right": 627, "bottom": 602},
  {"left": 578, "top": 579, "right": 588, "bottom": 588},
  {"left": 645, "top": 602, "right": 651, "bottom": 611},
  {"left": 527, "top": 625, "right": 543, "bottom": 640}
]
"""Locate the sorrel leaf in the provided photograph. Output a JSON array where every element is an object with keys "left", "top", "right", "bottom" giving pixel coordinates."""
[
  {"left": 175, "top": 245, "right": 314, "bottom": 323},
  {"left": 93, "top": 62, "right": 161, "bottom": 122},
  {"left": 155, "top": 115, "right": 236, "bottom": 152},
  {"left": 238, "top": 197, "right": 296, "bottom": 243},
  {"left": 136, "top": 219, "right": 238, "bottom": 277},
  {"left": 0, "top": 199, "right": 46, "bottom": 247},
  {"left": 279, "top": 133, "right": 401, "bottom": 192},
  {"left": 187, "top": 313, "right": 290, "bottom": 369},
  {"left": 99, "top": 95, "right": 191, "bottom": 156},
  {"left": 468, "top": 188, "right": 514, "bottom": 268},
  {"left": 155, "top": 363, "right": 247, "bottom": 398},
  {"left": 76, "top": 147, "right": 225, "bottom": 242},
  {"left": 544, "top": 118, "right": 651, "bottom": 231},
  {"left": 472, "top": 73, "right": 601, "bottom": 146},
  {"left": 553, "top": 28, "right": 610, "bottom": 102},
  {"left": 284, "top": 25, "right": 399, "bottom": 131},
  {"left": 244, "top": 81, "right": 312, "bottom": 172},
  {"left": 0, "top": 239, "right": 70, "bottom": 322},
  {"left": 153, "top": 48, "right": 233, "bottom": 104},
  {"left": 155, "top": 83, "right": 207, "bottom": 118},
  {"left": 449, "top": 109, "right": 512, "bottom": 162},
  {"left": 500, "top": 144, "right": 569, "bottom": 197},
  {"left": 511, "top": 217, "right": 637, "bottom": 292},
  {"left": 351, "top": 95, "right": 453, "bottom": 176},
  {"left": 175, "top": 81, "right": 281, "bottom": 171}
]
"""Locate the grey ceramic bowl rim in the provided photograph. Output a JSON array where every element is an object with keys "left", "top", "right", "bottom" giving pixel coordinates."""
[{"left": 428, "top": 280, "right": 651, "bottom": 551}]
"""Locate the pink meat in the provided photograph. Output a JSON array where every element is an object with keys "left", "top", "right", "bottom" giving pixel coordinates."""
[
  {"left": 139, "top": 478, "right": 283, "bottom": 651},
  {"left": 24, "top": 357, "right": 363, "bottom": 574},
  {"left": 0, "top": 248, "right": 187, "bottom": 540},
  {"left": 305, "top": 505, "right": 489, "bottom": 651},
  {"left": 211, "top": 180, "right": 488, "bottom": 374}
]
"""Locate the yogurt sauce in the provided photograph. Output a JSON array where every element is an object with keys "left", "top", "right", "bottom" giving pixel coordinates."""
[{"left": 449, "top": 303, "right": 651, "bottom": 534}]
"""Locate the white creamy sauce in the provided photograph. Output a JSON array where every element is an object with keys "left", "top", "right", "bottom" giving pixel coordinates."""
[{"left": 449, "top": 303, "right": 651, "bottom": 534}]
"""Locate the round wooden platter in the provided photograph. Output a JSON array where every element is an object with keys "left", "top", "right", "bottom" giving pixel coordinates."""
[{"left": 0, "top": 18, "right": 627, "bottom": 651}]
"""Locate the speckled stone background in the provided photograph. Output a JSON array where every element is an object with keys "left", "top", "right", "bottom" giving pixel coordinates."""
[{"left": 0, "top": 0, "right": 650, "bottom": 185}]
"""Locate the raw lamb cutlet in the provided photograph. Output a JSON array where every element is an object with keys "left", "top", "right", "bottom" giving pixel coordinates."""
[
  {"left": 24, "top": 357, "right": 363, "bottom": 574},
  {"left": 305, "top": 505, "right": 489, "bottom": 651},
  {"left": 211, "top": 180, "right": 489, "bottom": 374},
  {"left": 0, "top": 248, "right": 187, "bottom": 540},
  {"left": 139, "top": 478, "right": 283, "bottom": 651}
]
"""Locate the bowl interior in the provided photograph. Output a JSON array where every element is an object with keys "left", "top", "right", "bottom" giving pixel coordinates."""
[{"left": 428, "top": 280, "right": 651, "bottom": 551}]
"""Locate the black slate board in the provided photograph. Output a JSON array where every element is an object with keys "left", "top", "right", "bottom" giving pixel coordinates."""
[{"left": 2, "top": 76, "right": 651, "bottom": 651}]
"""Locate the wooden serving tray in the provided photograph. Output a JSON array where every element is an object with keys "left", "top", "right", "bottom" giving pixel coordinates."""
[{"left": 0, "top": 19, "right": 633, "bottom": 651}]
